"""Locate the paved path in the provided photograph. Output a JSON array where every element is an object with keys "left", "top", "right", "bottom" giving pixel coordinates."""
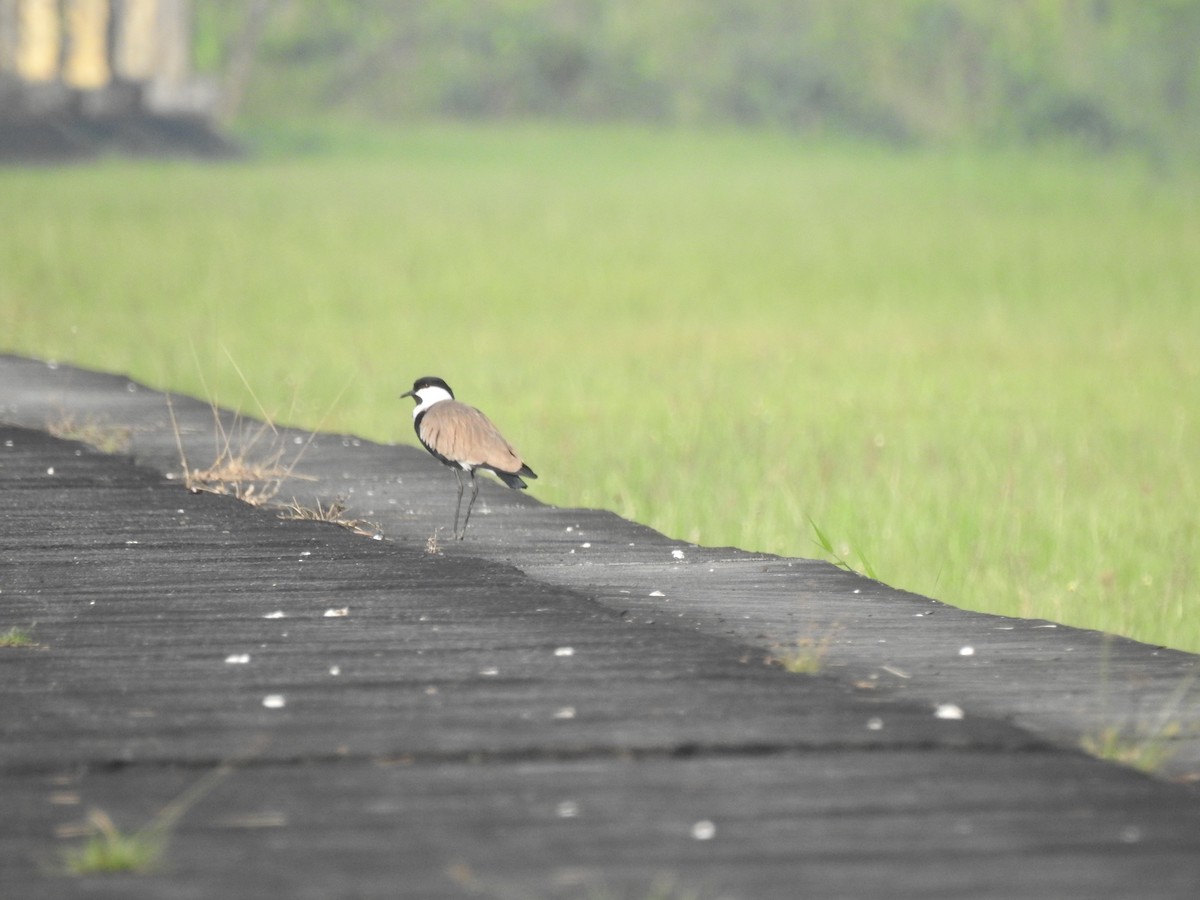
[{"left": 3, "top": 354, "right": 1200, "bottom": 898}]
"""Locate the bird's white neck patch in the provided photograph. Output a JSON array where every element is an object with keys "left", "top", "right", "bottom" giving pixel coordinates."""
[{"left": 411, "top": 385, "right": 454, "bottom": 418}]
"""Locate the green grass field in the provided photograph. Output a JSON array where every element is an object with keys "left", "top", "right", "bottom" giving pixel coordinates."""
[{"left": 2, "top": 123, "right": 1197, "bottom": 651}]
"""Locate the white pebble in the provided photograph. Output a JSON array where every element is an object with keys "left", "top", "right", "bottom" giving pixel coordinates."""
[
  {"left": 649, "top": 590, "right": 665, "bottom": 597},
  {"left": 959, "top": 646, "right": 975, "bottom": 656},
  {"left": 691, "top": 820, "right": 716, "bottom": 840},
  {"left": 323, "top": 607, "right": 349, "bottom": 618},
  {"left": 262, "top": 694, "right": 286, "bottom": 709},
  {"left": 556, "top": 801, "right": 579, "bottom": 818},
  {"left": 672, "top": 549, "right": 685, "bottom": 559},
  {"left": 225, "top": 654, "right": 250, "bottom": 664},
  {"left": 553, "top": 706, "right": 576, "bottom": 720},
  {"left": 866, "top": 717, "right": 883, "bottom": 731},
  {"left": 935, "top": 703, "right": 965, "bottom": 720},
  {"left": 554, "top": 647, "right": 575, "bottom": 657},
  {"left": 262, "top": 611, "right": 286, "bottom": 619}
]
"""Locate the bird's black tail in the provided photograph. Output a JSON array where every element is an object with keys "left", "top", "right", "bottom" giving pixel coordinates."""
[{"left": 494, "top": 465, "right": 536, "bottom": 490}]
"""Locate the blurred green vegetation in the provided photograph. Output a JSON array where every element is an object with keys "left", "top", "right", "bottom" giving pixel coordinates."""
[
  {"left": 2, "top": 124, "right": 1197, "bottom": 650},
  {"left": 196, "top": 0, "right": 1200, "bottom": 161}
]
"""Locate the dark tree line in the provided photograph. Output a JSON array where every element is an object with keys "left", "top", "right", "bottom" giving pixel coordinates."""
[{"left": 197, "top": 0, "right": 1200, "bottom": 158}]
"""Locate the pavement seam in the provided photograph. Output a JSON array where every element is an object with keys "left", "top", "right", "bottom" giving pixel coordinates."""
[{"left": 3, "top": 736, "right": 1063, "bottom": 779}]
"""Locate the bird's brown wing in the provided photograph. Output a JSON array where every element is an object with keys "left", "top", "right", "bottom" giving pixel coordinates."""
[{"left": 419, "top": 401, "right": 527, "bottom": 474}]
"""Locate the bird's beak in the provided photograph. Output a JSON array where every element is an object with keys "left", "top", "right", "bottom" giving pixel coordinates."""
[{"left": 399, "top": 389, "right": 415, "bottom": 400}]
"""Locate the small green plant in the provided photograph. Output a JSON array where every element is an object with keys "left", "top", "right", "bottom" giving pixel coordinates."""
[
  {"left": 62, "top": 809, "right": 165, "bottom": 875},
  {"left": 1081, "top": 723, "right": 1181, "bottom": 775},
  {"left": 807, "top": 516, "right": 877, "bottom": 580},
  {"left": 1080, "top": 644, "right": 1195, "bottom": 775},
  {"left": 0, "top": 626, "right": 35, "bottom": 648},
  {"left": 771, "top": 630, "right": 837, "bottom": 675},
  {"left": 46, "top": 414, "right": 132, "bottom": 454},
  {"left": 61, "top": 735, "right": 268, "bottom": 875}
]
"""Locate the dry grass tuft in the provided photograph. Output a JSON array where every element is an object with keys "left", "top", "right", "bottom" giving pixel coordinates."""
[
  {"left": 278, "top": 495, "right": 382, "bottom": 538},
  {"left": 168, "top": 395, "right": 314, "bottom": 507},
  {"left": 425, "top": 529, "right": 443, "bottom": 555},
  {"left": 46, "top": 414, "right": 132, "bottom": 455},
  {"left": 183, "top": 448, "right": 299, "bottom": 506}
]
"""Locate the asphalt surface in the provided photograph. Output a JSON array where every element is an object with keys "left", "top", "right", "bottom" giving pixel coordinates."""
[{"left": 3, "top": 354, "right": 1200, "bottom": 898}]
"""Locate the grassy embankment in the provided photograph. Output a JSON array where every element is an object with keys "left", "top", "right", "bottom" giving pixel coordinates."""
[{"left": 2, "top": 123, "right": 1197, "bottom": 651}]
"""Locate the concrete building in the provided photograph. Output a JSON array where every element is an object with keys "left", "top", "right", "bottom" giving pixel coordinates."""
[{"left": 0, "top": 0, "right": 229, "bottom": 159}]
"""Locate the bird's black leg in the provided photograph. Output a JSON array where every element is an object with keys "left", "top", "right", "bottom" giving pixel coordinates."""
[
  {"left": 460, "top": 472, "right": 479, "bottom": 539},
  {"left": 452, "top": 468, "right": 465, "bottom": 537}
]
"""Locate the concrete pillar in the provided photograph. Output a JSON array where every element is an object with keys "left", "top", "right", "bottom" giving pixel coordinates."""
[
  {"left": 113, "top": 0, "right": 157, "bottom": 81},
  {"left": 152, "top": 0, "right": 189, "bottom": 82},
  {"left": 63, "top": 0, "right": 111, "bottom": 89},
  {"left": 15, "top": 0, "right": 60, "bottom": 82}
]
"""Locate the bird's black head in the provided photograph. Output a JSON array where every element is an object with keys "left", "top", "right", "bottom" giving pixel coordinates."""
[{"left": 401, "top": 376, "right": 454, "bottom": 402}]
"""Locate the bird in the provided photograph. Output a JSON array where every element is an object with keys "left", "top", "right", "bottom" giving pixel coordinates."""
[{"left": 400, "top": 376, "right": 537, "bottom": 540}]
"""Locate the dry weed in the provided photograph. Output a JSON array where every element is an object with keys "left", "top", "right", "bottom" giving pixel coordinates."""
[
  {"left": 425, "top": 529, "right": 443, "bottom": 555},
  {"left": 168, "top": 395, "right": 314, "bottom": 507},
  {"left": 279, "top": 495, "right": 382, "bottom": 538},
  {"left": 46, "top": 414, "right": 132, "bottom": 454}
]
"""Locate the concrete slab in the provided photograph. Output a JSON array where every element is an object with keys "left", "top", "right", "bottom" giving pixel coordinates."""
[
  {"left": 3, "top": 356, "right": 1200, "bottom": 897},
  {"left": 2, "top": 353, "right": 1198, "bottom": 780}
]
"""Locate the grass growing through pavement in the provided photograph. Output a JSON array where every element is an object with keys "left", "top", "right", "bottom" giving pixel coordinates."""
[
  {"left": 59, "top": 736, "right": 268, "bottom": 875},
  {"left": 0, "top": 626, "right": 36, "bottom": 648},
  {"left": 1, "top": 123, "right": 1197, "bottom": 651},
  {"left": 1080, "top": 725, "right": 1181, "bottom": 776},
  {"left": 1079, "top": 643, "right": 1197, "bottom": 775},
  {"left": 61, "top": 809, "right": 166, "bottom": 875},
  {"left": 771, "top": 631, "right": 838, "bottom": 676}
]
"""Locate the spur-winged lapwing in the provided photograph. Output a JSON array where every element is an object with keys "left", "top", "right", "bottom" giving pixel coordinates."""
[{"left": 400, "top": 376, "right": 537, "bottom": 539}]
